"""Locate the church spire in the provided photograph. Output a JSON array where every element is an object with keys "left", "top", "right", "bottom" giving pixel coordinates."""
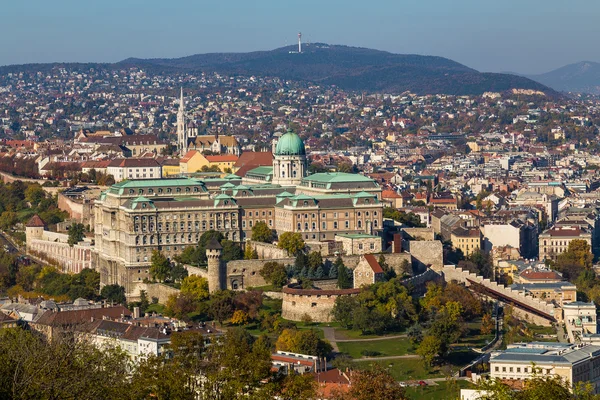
[{"left": 177, "top": 87, "right": 187, "bottom": 154}]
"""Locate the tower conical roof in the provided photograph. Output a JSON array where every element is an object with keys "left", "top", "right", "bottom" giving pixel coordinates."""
[{"left": 206, "top": 238, "right": 222, "bottom": 250}]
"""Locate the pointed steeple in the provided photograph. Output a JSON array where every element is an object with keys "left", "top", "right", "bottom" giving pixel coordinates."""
[
  {"left": 177, "top": 87, "right": 187, "bottom": 153},
  {"left": 179, "top": 87, "right": 184, "bottom": 113}
]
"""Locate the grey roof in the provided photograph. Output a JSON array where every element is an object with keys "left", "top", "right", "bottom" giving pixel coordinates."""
[
  {"left": 206, "top": 238, "right": 222, "bottom": 250},
  {"left": 491, "top": 344, "right": 600, "bottom": 366}
]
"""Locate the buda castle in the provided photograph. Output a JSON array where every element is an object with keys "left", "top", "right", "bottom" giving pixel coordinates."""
[{"left": 94, "top": 130, "right": 383, "bottom": 296}]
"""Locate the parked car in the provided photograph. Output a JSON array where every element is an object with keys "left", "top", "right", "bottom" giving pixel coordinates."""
[{"left": 418, "top": 380, "right": 427, "bottom": 386}]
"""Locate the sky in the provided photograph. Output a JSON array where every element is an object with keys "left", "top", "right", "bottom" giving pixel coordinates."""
[{"left": 1, "top": 0, "right": 599, "bottom": 74}]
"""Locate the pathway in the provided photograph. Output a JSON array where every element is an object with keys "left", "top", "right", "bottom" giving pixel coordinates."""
[
  {"left": 352, "top": 354, "right": 419, "bottom": 362},
  {"left": 322, "top": 327, "right": 339, "bottom": 352},
  {"left": 335, "top": 334, "right": 407, "bottom": 343}
]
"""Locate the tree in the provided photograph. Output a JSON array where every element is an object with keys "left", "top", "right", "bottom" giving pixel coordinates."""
[
  {"left": 139, "top": 290, "right": 149, "bottom": 313},
  {"left": 170, "top": 263, "right": 188, "bottom": 282},
  {"left": 278, "top": 232, "right": 305, "bottom": 256},
  {"left": 329, "top": 257, "right": 341, "bottom": 279},
  {"left": 251, "top": 221, "right": 273, "bottom": 243},
  {"left": 383, "top": 207, "right": 425, "bottom": 227},
  {"left": 221, "top": 240, "right": 242, "bottom": 262},
  {"left": 0, "top": 328, "right": 132, "bottom": 400},
  {"left": 481, "top": 313, "right": 494, "bottom": 335},
  {"left": 353, "top": 305, "right": 389, "bottom": 335},
  {"left": 175, "top": 245, "right": 202, "bottom": 266},
  {"left": 407, "top": 324, "right": 424, "bottom": 347},
  {"left": 278, "top": 373, "right": 318, "bottom": 400},
  {"left": 260, "top": 261, "right": 288, "bottom": 287},
  {"left": 100, "top": 284, "right": 126, "bottom": 305},
  {"left": 308, "top": 251, "right": 323, "bottom": 270},
  {"left": 25, "top": 184, "right": 46, "bottom": 206},
  {"left": 332, "top": 295, "right": 357, "bottom": 328},
  {"left": 150, "top": 250, "right": 171, "bottom": 282},
  {"left": 180, "top": 275, "right": 210, "bottom": 302},
  {"left": 555, "top": 239, "right": 594, "bottom": 280},
  {"left": 348, "top": 365, "right": 408, "bottom": 400},
  {"left": 416, "top": 335, "right": 442, "bottom": 369},
  {"left": 164, "top": 293, "right": 198, "bottom": 321},
  {"left": 231, "top": 310, "right": 249, "bottom": 325},
  {"left": 337, "top": 264, "right": 353, "bottom": 289},
  {"left": 67, "top": 223, "right": 85, "bottom": 246},
  {"left": 209, "top": 290, "right": 234, "bottom": 326},
  {"left": 244, "top": 244, "right": 259, "bottom": 260},
  {"left": 0, "top": 211, "right": 17, "bottom": 231},
  {"left": 275, "top": 329, "right": 332, "bottom": 357},
  {"left": 294, "top": 252, "right": 308, "bottom": 276}
]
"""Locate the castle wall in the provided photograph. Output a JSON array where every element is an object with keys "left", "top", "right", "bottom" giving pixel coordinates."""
[
  {"left": 281, "top": 287, "right": 360, "bottom": 322},
  {"left": 405, "top": 241, "right": 444, "bottom": 271},
  {"left": 27, "top": 230, "right": 93, "bottom": 274},
  {"left": 247, "top": 241, "right": 289, "bottom": 259},
  {"left": 402, "top": 227, "right": 436, "bottom": 241},
  {"left": 58, "top": 193, "right": 94, "bottom": 226},
  {"left": 132, "top": 282, "right": 180, "bottom": 304}
]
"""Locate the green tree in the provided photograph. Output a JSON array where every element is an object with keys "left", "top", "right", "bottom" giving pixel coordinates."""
[
  {"left": 407, "top": 323, "right": 424, "bottom": 347},
  {"left": 221, "top": 239, "right": 242, "bottom": 262},
  {"left": 417, "top": 335, "right": 442, "bottom": 368},
  {"left": 100, "top": 284, "right": 126, "bottom": 305},
  {"left": 277, "top": 373, "right": 318, "bottom": 400},
  {"left": 150, "top": 250, "right": 171, "bottom": 282},
  {"left": 308, "top": 251, "right": 323, "bottom": 270},
  {"left": 337, "top": 264, "right": 353, "bottom": 289},
  {"left": 244, "top": 244, "right": 259, "bottom": 259},
  {"left": 332, "top": 295, "right": 357, "bottom": 328},
  {"left": 67, "top": 222, "right": 85, "bottom": 246},
  {"left": 251, "top": 221, "right": 273, "bottom": 243},
  {"left": 0, "top": 211, "right": 17, "bottom": 231},
  {"left": 209, "top": 290, "right": 234, "bottom": 326},
  {"left": 180, "top": 275, "right": 210, "bottom": 302},
  {"left": 294, "top": 252, "right": 308, "bottom": 276},
  {"left": 139, "top": 290, "right": 149, "bottom": 313},
  {"left": 278, "top": 232, "right": 305, "bottom": 256},
  {"left": 170, "top": 263, "right": 188, "bottom": 282},
  {"left": 25, "top": 184, "right": 46, "bottom": 206},
  {"left": 260, "top": 261, "right": 288, "bottom": 288},
  {"left": 555, "top": 239, "right": 594, "bottom": 280}
]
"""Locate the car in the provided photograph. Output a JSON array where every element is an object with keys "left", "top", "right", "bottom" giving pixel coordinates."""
[
  {"left": 399, "top": 382, "right": 407, "bottom": 387},
  {"left": 418, "top": 380, "right": 427, "bottom": 386}
]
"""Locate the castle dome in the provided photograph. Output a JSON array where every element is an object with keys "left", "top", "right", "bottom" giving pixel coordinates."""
[{"left": 275, "top": 129, "right": 306, "bottom": 156}]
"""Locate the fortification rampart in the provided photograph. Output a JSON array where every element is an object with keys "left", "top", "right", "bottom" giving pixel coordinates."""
[{"left": 281, "top": 286, "right": 360, "bottom": 322}]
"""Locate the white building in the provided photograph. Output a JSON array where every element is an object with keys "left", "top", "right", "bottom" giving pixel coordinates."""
[
  {"left": 107, "top": 158, "right": 162, "bottom": 182},
  {"left": 490, "top": 342, "right": 600, "bottom": 393}
]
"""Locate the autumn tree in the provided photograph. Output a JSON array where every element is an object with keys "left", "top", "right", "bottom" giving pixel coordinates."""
[
  {"left": 481, "top": 313, "right": 494, "bottom": 335},
  {"left": 278, "top": 232, "right": 305, "bottom": 256},
  {"left": 416, "top": 335, "right": 442, "bottom": 369},
  {"left": 180, "top": 275, "right": 209, "bottom": 302},
  {"left": 348, "top": 365, "right": 408, "bottom": 400},
  {"left": 555, "top": 239, "right": 594, "bottom": 280}
]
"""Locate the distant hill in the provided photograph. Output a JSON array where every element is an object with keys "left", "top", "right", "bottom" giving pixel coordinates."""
[
  {"left": 527, "top": 61, "right": 600, "bottom": 94},
  {"left": 119, "top": 44, "right": 553, "bottom": 96}
]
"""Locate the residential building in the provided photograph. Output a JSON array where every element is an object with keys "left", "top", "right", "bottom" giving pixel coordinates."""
[
  {"left": 451, "top": 227, "right": 482, "bottom": 256},
  {"left": 107, "top": 158, "right": 162, "bottom": 182},
  {"left": 539, "top": 226, "right": 593, "bottom": 262}
]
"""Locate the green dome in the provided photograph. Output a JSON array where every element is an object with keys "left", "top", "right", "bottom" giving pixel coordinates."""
[{"left": 275, "top": 130, "right": 306, "bottom": 156}]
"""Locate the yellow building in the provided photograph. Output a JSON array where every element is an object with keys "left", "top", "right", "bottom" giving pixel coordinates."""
[
  {"left": 451, "top": 227, "right": 482, "bottom": 256},
  {"left": 205, "top": 155, "right": 239, "bottom": 172},
  {"left": 180, "top": 151, "right": 239, "bottom": 174},
  {"left": 160, "top": 158, "right": 181, "bottom": 177}
]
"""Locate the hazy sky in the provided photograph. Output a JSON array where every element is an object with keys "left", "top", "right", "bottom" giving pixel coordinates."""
[{"left": 1, "top": 0, "right": 598, "bottom": 74}]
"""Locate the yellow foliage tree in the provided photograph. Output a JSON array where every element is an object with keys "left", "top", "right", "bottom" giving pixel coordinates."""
[{"left": 230, "top": 310, "right": 249, "bottom": 326}]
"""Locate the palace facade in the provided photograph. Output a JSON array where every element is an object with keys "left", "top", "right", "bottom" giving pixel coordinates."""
[{"left": 93, "top": 130, "right": 383, "bottom": 296}]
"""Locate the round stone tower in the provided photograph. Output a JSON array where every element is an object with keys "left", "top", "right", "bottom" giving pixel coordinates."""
[
  {"left": 25, "top": 214, "right": 46, "bottom": 249},
  {"left": 206, "top": 238, "right": 224, "bottom": 293}
]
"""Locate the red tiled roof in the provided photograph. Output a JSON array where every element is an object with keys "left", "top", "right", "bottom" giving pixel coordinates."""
[
  {"left": 180, "top": 150, "right": 198, "bottom": 163},
  {"left": 205, "top": 155, "right": 239, "bottom": 162},
  {"left": 381, "top": 190, "right": 401, "bottom": 199},
  {"left": 233, "top": 152, "right": 273, "bottom": 177},
  {"left": 364, "top": 254, "right": 384, "bottom": 274},
  {"left": 26, "top": 214, "right": 45, "bottom": 227},
  {"left": 35, "top": 305, "right": 131, "bottom": 327},
  {"left": 520, "top": 270, "right": 562, "bottom": 281}
]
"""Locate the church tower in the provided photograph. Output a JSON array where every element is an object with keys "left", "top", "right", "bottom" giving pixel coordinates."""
[
  {"left": 206, "top": 238, "right": 224, "bottom": 293},
  {"left": 176, "top": 88, "right": 187, "bottom": 154},
  {"left": 272, "top": 129, "right": 307, "bottom": 186}
]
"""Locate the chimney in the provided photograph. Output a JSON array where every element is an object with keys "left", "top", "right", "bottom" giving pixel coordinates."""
[
  {"left": 393, "top": 233, "right": 402, "bottom": 253},
  {"left": 133, "top": 306, "right": 140, "bottom": 319}
]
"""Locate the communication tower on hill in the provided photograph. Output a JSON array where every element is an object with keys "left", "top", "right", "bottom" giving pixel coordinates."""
[{"left": 298, "top": 32, "right": 302, "bottom": 53}]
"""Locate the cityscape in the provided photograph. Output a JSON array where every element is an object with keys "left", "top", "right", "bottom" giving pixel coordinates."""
[{"left": 4, "top": 2, "right": 600, "bottom": 400}]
